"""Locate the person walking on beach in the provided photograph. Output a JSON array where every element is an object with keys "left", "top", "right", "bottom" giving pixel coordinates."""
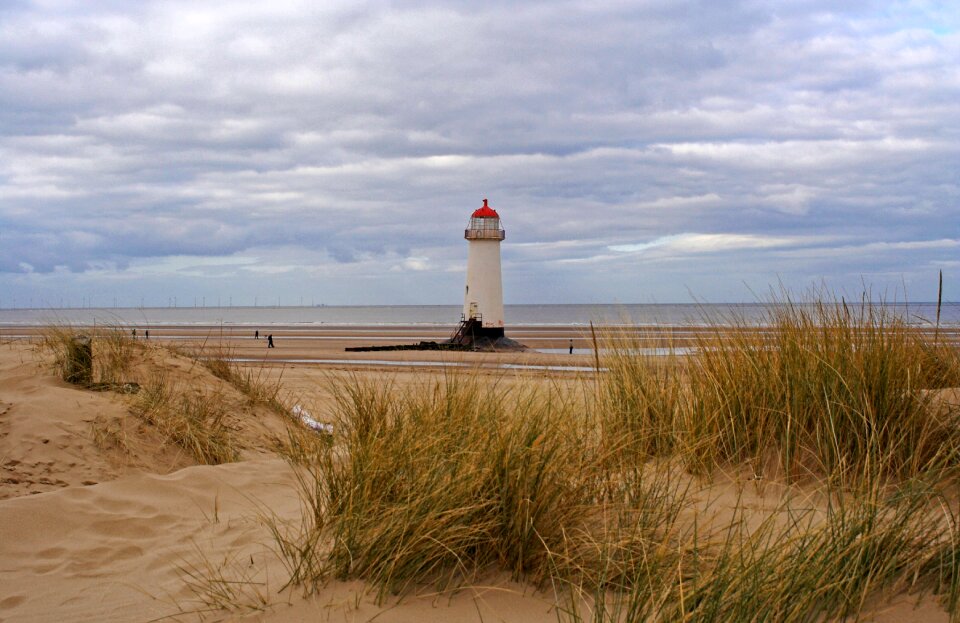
[
  {"left": 569, "top": 339, "right": 574, "bottom": 355},
  {"left": 267, "top": 334, "right": 274, "bottom": 348},
  {"left": 255, "top": 330, "right": 259, "bottom": 340}
]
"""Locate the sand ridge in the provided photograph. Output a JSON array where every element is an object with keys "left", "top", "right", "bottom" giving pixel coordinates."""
[
  {"left": 0, "top": 339, "right": 300, "bottom": 501},
  {"left": 0, "top": 344, "right": 188, "bottom": 499},
  {"left": 0, "top": 334, "right": 955, "bottom": 622}
]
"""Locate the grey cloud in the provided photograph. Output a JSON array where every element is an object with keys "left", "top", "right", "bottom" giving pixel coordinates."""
[{"left": 0, "top": 0, "right": 957, "bottom": 304}]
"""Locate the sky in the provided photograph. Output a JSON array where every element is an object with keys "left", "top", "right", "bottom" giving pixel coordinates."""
[{"left": 0, "top": 0, "right": 957, "bottom": 308}]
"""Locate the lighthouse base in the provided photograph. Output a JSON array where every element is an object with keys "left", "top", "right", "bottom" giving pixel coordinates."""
[
  {"left": 343, "top": 318, "right": 527, "bottom": 353},
  {"left": 447, "top": 318, "right": 527, "bottom": 352}
]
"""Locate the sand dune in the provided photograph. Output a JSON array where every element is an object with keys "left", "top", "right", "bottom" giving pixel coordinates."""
[
  {"left": 0, "top": 458, "right": 297, "bottom": 621},
  {"left": 0, "top": 347, "right": 191, "bottom": 500},
  {"left": 0, "top": 339, "right": 566, "bottom": 622},
  {"left": 0, "top": 334, "right": 955, "bottom": 622},
  {"left": 0, "top": 456, "right": 561, "bottom": 623},
  {"left": 1, "top": 452, "right": 946, "bottom": 622}
]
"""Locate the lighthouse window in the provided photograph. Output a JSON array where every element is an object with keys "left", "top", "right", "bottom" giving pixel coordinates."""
[{"left": 470, "top": 217, "right": 501, "bottom": 230}]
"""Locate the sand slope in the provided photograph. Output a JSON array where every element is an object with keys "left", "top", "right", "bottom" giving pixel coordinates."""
[
  {"left": 0, "top": 458, "right": 298, "bottom": 621},
  {"left": 0, "top": 345, "right": 196, "bottom": 500},
  {"left": 1, "top": 457, "right": 946, "bottom": 623},
  {"left": 0, "top": 456, "right": 564, "bottom": 623},
  {"left": 0, "top": 340, "right": 298, "bottom": 501}
]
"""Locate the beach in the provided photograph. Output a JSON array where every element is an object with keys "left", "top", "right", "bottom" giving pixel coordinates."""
[{"left": 1, "top": 321, "right": 959, "bottom": 622}]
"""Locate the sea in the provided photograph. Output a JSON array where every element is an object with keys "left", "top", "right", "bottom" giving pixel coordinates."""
[{"left": 0, "top": 303, "right": 957, "bottom": 328}]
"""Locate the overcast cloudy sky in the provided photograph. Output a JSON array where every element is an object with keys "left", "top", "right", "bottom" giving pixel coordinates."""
[{"left": 0, "top": 0, "right": 957, "bottom": 307}]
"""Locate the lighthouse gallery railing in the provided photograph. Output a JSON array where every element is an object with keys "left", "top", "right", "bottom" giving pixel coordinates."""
[{"left": 464, "top": 228, "right": 505, "bottom": 240}]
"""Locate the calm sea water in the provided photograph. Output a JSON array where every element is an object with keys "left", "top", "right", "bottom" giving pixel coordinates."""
[{"left": 0, "top": 303, "right": 956, "bottom": 327}]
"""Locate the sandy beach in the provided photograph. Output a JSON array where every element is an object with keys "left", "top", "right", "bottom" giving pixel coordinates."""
[
  {"left": 1, "top": 324, "right": 958, "bottom": 622},
  {"left": 0, "top": 326, "right": 599, "bottom": 622}
]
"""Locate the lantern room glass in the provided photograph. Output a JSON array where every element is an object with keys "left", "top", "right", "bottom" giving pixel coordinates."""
[{"left": 469, "top": 216, "right": 501, "bottom": 231}]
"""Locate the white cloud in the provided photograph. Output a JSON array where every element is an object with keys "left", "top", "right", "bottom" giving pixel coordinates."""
[
  {"left": 130, "top": 255, "right": 261, "bottom": 277},
  {"left": 655, "top": 138, "right": 935, "bottom": 169},
  {"left": 399, "top": 257, "right": 431, "bottom": 271},
  {"left": 610, "top": 233, "right": 809, "bottom": 254}
]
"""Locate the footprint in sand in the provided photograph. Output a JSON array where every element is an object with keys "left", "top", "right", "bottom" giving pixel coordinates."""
[
  {"left": 0, "top": 402, "right": 10, "bottom": 439},
  {"left": 0, "top": 594, "right": 27, "bottom": 609},
  {"left": 35, "top": 546, "right": 68, "bottom": 560},
  {"left": 90, "top": 517, "right": 160, "bottom": 540},
  {"left": 36, "top": 477, "right": 68, "bottom": 487},
  {"left": 64, "top": 544, "right": 145, "bottom": 574}
]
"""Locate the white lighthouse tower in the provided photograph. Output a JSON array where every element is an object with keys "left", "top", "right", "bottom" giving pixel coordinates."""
[{"left": 461, "top": 198, "right": 506, "bottom": 339}]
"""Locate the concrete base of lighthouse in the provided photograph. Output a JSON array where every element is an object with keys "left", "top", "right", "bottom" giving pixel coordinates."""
[
  {"left": 446, "top": 318, "right": 527, "bottom": 352},
  {"left": 344, "top": 318, "right": 526, "bottom": 352}
]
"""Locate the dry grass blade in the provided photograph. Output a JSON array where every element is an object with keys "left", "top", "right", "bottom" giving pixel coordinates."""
[
  {"left": 176, "top": 542, "right": 272, "bottom": 617},
  {"left": 133, "top": 375, "right": 238, "bottom": 465}
]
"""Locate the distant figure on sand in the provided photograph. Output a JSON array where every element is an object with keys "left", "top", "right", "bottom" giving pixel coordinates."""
[
  {"left": 145, "top": 330, "right": 149, "bottom": 339},
  {"left": 132, "top": 328, "right": 136, "bottom": 338},
  {"left": 255, "top": 330, "right": 259, "bottom": 340},
  {"left": 267, "top": 334, "right": 274, "bottom": 348},
  {"left": 569, "top": 339, "right": 574, "bottom": 355}
]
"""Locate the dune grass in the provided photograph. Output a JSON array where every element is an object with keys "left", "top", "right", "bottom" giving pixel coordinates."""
[
  {"left": 176, "top": 543, "right": 273, "bottom": 617},
  {"left": 133, "top": 374, "right": 239, "bottom": 465},
  {"left": 671, "top": 483, "right": 946, "bottom": 621},
  {"left": 41, "top": 324, "right": 138, "bottom": 387},
  {"left": 270, "top": 415, "right": 332, "bottom": 466},
  {"left": 270, "top": 365, "right": 960, "bottom": 619},
  {"left": 269, "top": 372, "right": 601, "bottom": 599},
  {"left": 194, "top": 343, "right": 335, "bottom": 465},
  {"left": 202, "top": 350, "right": 288, "bottom": 414},
  {"left": 39, "top": 324, "right": 247, "bottom": 465},
  {"left": 599, "top": 293, "right": 960, "bottom": 482},
  {"left": 248, "top": 293, "right": 960, "bottom": 618},
  {"left": 89, "top": 414, "right": 135, "bottom": 456},
  {"left": 551, "top": 479, "right": 957, "bottom": 622}
]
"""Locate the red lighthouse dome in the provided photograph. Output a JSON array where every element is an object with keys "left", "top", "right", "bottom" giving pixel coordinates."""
[{"left": 471, "top": 198, "right": 499, "bottom": 218}]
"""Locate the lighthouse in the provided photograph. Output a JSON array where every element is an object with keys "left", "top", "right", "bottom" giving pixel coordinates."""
[
  {"left": 345, "top": 198, "right": 521, "bottom": 353},
  {"left": 445, "top": 198, "right": 523, "bottom": 351},
  {"left": 461, "top": 198, "right": 506, "bottom": 337}
]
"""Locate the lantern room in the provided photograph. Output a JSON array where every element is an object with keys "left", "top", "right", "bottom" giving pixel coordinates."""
[{"left": 465, "top": 199, "right": 506, "bottom": 240}]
